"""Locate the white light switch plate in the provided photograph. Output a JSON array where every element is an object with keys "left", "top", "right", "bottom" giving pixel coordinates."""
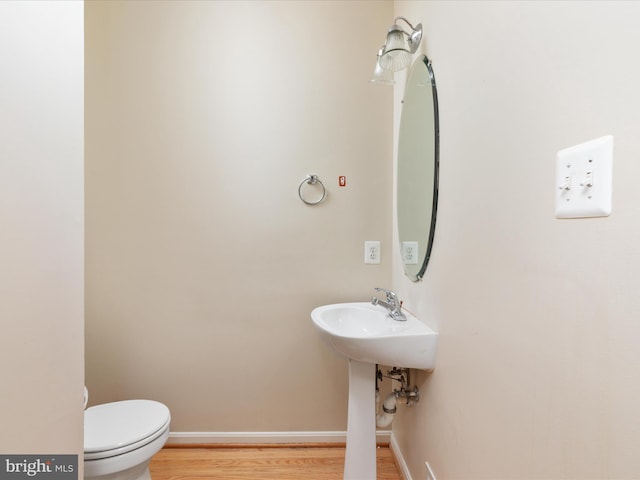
[{"left": 555, "top": 135, "right": 613, "bottom": 218}]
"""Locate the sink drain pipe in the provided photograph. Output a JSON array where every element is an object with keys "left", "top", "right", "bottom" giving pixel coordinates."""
[
  {"left": 375, "top": 366, "right": 419, "bottom": 428},
  {"left": 376, "top": 391, "right": 397, "bottom": 428}
]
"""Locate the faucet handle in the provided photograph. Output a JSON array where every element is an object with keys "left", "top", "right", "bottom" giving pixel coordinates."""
[{"left": 374, "top": 287, "right": 399, "bottom": 305}]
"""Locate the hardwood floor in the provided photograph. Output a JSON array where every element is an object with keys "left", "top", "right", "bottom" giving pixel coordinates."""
[{"left": 149, "top": 445, "right": 403, "bottom": 480}]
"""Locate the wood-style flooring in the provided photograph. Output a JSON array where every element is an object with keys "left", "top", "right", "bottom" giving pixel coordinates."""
[{"left": 149, "top": 445, "right": 403, "bottom": 480}]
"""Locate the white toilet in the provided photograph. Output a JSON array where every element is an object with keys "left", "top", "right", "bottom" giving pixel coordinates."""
[{"left": 84, "top": 396, "right": 171, "bottom": 480}]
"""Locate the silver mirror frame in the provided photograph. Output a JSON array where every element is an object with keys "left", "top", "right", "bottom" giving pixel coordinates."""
[{"left": 397, "top": 55, "right": 439, "bottom": 281}]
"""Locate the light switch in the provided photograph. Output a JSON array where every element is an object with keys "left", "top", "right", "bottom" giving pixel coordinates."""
[{"left": 555, "top": 135, "right": 613, "bottom": 219}]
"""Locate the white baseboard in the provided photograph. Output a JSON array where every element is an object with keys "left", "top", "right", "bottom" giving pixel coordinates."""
[
  {"left": 390, "top": 433, "right": 412, "bottom": 480},
  {"left": 168, "top": 430, "right": 391, "bottom": 445}
]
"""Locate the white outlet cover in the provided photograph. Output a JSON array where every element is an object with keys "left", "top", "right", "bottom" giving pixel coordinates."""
[
  {"left": 364, "top": 241, "right": 380, "bottom": 264},
  {"left": 555, "top": 135, "right": 613, "bottom": 218},
  {"left": 401, "top": 241, "right": 419, "bottom": 265}
]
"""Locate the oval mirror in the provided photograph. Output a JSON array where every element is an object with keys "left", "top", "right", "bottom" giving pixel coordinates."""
[{"left": 397, "top": 55, "right": 439, "bottom": 281}]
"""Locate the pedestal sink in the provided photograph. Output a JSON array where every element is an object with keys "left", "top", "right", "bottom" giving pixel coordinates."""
[{"left": 311, "top": 302, "right": 437, "bottom": 480}]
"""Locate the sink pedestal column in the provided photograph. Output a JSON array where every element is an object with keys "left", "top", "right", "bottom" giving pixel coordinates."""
[{"left": 344, "top": 359, "right": 376, "bottom": 480}]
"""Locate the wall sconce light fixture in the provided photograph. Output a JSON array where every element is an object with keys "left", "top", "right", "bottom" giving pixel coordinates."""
[
  {"left": 370, "top": 17, "right": 422, "bottom": 84},
  {"left": 370, "top": 46, "right": 396, "bottom": 85}
]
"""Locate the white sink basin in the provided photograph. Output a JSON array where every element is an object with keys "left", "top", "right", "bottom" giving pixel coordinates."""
[{"left": 311, "top": 302, "right": 437, "bottom": 370}]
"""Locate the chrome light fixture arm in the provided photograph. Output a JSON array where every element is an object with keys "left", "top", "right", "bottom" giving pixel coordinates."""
[{"left": 391, "top": 17, "right": 423, "bottom": 53}]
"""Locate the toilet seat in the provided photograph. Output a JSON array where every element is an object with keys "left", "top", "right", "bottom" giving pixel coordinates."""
[{"left": 85, "top": 400, "right": 171, "bottom": 460}]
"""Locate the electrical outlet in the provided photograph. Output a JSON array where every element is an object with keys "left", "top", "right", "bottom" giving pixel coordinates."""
[
  {"left": 425, "top": 462, "right": 437, "bottom": 480},
  {"left": 401, "top": 241, "right": 419, "bottom": 265},
  {"left": 364, "top": 241, "right": 381, "bottom": 264}
]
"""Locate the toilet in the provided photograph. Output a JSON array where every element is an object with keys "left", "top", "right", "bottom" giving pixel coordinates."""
[{"left": 84, "top": 396, "right": 171, "bottom": 480}]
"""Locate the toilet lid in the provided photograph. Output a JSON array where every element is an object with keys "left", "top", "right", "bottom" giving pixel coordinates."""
[{"left": 84, "top": 400, "right": 170, "bottom": 454}]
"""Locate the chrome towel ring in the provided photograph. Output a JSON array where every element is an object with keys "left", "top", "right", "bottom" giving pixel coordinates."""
[{"left": 298, "top": 174, "right": 327, "bottom": 206}]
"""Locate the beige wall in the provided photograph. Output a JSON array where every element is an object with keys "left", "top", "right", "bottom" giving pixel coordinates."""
[
  {"left": 85, "top": 1, "right": 393, "bottom": 433},
  {"left": 0, "top": 0, "right": 84, "bottom": 458},
  {"left": 392, "top": 1, "right": 640, "bottom": 479}
]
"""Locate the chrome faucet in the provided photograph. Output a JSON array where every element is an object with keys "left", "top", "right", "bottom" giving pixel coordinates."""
[{"left": 371, "top": 287, "right": 407, "bottom": 321}]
